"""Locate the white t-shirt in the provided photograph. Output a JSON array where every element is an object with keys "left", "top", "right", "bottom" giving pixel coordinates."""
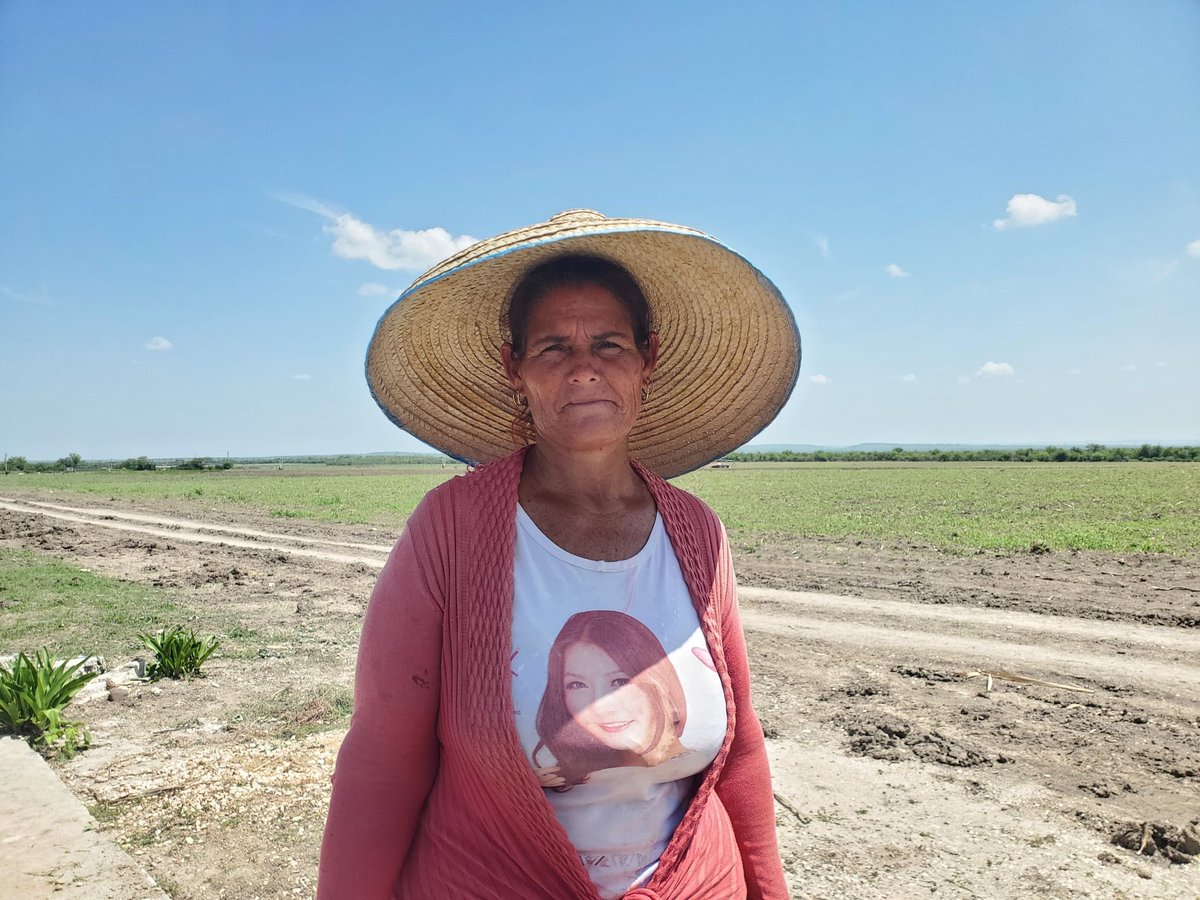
[{"left": 511, "top": 505, "right": 727, "bottom": 899}]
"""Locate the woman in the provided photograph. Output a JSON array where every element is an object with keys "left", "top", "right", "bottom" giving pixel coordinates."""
[
  {"left": 533, "top": 610, "right": 691, "bottom": 789},
  {"left": 319, "top": 209, "right": 800, "bottom": 899}
]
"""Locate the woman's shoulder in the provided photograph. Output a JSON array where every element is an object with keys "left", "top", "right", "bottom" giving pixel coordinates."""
[
  {"left": 633, "top": 463, "right": 726, "bottom": 542},
  {"left": 411, "top": 449, "right": 525, "bottom": 521},
  {"left": 387, "top": 452, "right": 522, "bottom": 574}
]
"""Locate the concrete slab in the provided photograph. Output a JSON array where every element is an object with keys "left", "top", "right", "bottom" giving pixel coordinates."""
[{"left": 0, "top": 736, "right": 167, "bottom": 899}]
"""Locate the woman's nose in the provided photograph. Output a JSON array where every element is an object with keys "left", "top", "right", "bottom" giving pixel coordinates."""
[
  {"left": 567, "top": 353, "right": 601, "bottom": 383},
  {"left": 592, "top": 683, "right": 624, "bottom": 709}
]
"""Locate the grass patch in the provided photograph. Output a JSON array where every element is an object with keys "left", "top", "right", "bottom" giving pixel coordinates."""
[
  {"left": 0, "top": 549, "right": 262, "bottom": 664},
  {"left": 0, "top": 548, "right": 181, "bottom": 658},
  {"left": 234, "top": 683, "right": 353, "bottom": 739},
  {"left": 88, "top": 801, "right": 121, "bottom": 824}
]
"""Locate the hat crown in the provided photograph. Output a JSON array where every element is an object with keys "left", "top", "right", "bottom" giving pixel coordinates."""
[{"left": 548, "top": 208, "right": 607, "bottom": 224}]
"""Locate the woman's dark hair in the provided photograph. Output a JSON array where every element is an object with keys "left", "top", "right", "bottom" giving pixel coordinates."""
[{"left": 503, "top": 254, "right": 654, "bottom": 358}]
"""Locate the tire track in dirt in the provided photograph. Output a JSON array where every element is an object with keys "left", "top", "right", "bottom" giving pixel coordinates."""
[
  {"left": 740, "top": 586, "right": 1200, "bottom": 695},
  {"left": 0, "top": 498, "right": 392, "bottom": 568}
]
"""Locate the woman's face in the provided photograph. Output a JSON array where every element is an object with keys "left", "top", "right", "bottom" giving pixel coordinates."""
[
  {"left": 502, "top": 284, "right": 658, "bottom": 457},
  {"left": 562, "top": 641, "right": 656, "bottom": 756}
]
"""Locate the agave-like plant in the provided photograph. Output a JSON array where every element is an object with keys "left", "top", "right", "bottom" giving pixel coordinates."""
[
  {"left": 0, "top": 649, "right": 97, "bottom": 757},
  {"left": 139, "top": 626, "right": 220, "bottom": 679}
]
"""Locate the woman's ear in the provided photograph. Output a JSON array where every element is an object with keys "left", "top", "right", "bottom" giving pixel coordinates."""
[
  {"left": 501, "top": 342, "right": 523, "bottom": 390},
  {"left": 642, "top": 331, "right": 660, "bottom": 377}
]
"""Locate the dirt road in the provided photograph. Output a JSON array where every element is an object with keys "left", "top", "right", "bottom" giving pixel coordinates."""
[{"left": 1, "top": 492, "right": 1197, "bottom": 898}]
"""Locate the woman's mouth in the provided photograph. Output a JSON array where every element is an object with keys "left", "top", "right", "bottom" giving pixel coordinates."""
[
  {"left": 565, "top": 399, "right": 612, "bottom": 409},
  {"left": 598, "top": 720, "right": 633, "bottom": 733}
]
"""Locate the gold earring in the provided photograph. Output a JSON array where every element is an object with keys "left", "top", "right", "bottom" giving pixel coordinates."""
[
  {"left": 641, "top": 382, "right": 652, "bottom": 402},
  {"left": 514, "top": 390, "right": 528, "bottom": 408}
]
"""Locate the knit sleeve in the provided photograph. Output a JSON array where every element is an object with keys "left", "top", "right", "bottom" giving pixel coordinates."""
[
  {"left": 712, "top": 522, "right": 790, "bottom": 900},
  {"left": 317, "top": 488, "right": 451, "bottom": 899}
]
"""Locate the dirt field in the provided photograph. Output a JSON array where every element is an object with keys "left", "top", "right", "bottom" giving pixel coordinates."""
[{"left": 1, "top": 491, "right": 1198, "bottom": 899}]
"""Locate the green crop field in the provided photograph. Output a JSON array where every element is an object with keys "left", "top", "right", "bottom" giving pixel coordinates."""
[
  {"left": 4, "top": 465, "right": 456, "bottom": 528},
  {"left": 5, "top": 462, "right": 1197, "bottom": 555},
  {"left": 675, "top": 462, "right": 1199, "bottom": 555}
]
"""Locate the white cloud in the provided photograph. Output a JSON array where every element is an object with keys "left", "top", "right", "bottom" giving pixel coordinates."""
[
  {"left": 1069, "top": 368, "right": 1082, "bottom": 375},
  {"left": 292, "top": 373, "right": 311, "bottom": 380},
  {"left": 993, "top": 193, "right": 1077, "bottom": 230},
  {"left": 814, "top": 235, "right": 831, "bottom": 259},
  {"left": 975, "top": 361, "right": 1014, "bottom": 378},
  {"left": 2, "top": 285, "right": 58, "bottom": 307},
  {"left": 1186, "top": 238, "right": 1200, "bottom": 258},
  {"left": 358, "top": 282, "right": 392, "bottom": 297},
  {"left": 1156, "top": 361, "right": 1168, "bottom": 368},
  {"left": 144, "top": 336, "right": 173, "bottom": 351},
  {"left": 901, "top": 373, "right": 917, "bottom": 383},
  {"left": 1121, "top": 364, "right": 1137, "bottom": 372},
  {"left": 279, "top": 193, "right": 477, "bottom": 271},
  {"left": 885, "top": 263, "right": 909, "bottom": 278},
  {"left": 2, "top": 285, "right": 33, "bottom": 304},
  {"left": 1150, "top": 258, "right": 1179, "bottom": 285},
  {"left": 809, "top": 374, "right": 832, "bottom": 385},
  {"left": 830, "top": 286, "right": 868, "bottom": 305}
]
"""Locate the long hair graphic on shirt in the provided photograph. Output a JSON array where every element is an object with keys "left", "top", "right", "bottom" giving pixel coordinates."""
[{"left": 533, "top": 610, "right": 688, "bottom": 790}]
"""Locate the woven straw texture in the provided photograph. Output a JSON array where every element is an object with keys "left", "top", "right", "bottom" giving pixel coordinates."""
[{"left": 366, "top": 209, "right": 801, "bottom": 478}]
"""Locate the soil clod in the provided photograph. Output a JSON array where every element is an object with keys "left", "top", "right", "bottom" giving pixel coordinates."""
[
  {"left": 841, "top": 712, "right": 993, "bottom": 767},
  {"left": 1111, "top": 819, "right": 1200, "bottom": 864}
]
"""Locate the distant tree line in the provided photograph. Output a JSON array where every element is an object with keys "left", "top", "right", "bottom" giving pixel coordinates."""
[
  {"left": 3, "top": 452, "right": 84, "bottom": 473},
  {"left": 2, "top": 454, "right": 234, "bottom": 473},
  {"left": 174, "top": 457, "right": 234, "bottom": 470},
  {"left": 724, "top": 444, "right": 1200, "bottom": 463},
  {"left": 245, "top": 452, "right": 453, "bottom": 466},
  {"left": 1, "top": 450, "right": 461, "bottom": 472}
]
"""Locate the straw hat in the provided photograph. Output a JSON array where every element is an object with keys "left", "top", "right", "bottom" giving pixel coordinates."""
[{"left": 365, "top": 209, "right": 801, "bottom": 478}]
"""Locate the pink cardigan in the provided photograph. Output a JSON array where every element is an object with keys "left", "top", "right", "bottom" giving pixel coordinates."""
[{"left": 318, "top": 449, "right": 788, "bottom": 899}]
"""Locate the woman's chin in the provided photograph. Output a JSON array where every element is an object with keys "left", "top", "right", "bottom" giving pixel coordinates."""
[{"left": 536, "top": 423, "right": 634, "bottom": 456}]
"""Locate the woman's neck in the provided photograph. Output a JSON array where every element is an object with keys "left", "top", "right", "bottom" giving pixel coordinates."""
[{"left": 520, "top": 443, "right": 647, "bottom": 514}]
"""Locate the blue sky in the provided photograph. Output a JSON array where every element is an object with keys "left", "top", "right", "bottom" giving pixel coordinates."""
[{"left": 2, "top": 1, "right": 1198, "bottom": 460}]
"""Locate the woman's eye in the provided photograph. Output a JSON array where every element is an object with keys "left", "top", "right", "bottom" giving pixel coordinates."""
[
  {"left": 611, "top": 677, "right": 630, "bottom": 687},
  {"left": 565, "top": 679, "right": 586, "bottom": 690}
]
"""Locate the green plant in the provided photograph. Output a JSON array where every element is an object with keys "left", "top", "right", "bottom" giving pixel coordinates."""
[
  {"left": 139, "top": 626, "right": 220, "bottom": 679},
  {"left": 0, "top": 649, "right": 96, "bottom": 756}
]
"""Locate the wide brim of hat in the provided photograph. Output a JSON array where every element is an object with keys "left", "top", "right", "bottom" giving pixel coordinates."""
[{"left": 365, "top": 211, "right": 801, "bottom": 479}]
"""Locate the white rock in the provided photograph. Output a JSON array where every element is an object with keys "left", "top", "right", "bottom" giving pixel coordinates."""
[
  {"left": 64, "top": 655, "right": 107, "bottom": 674},
  {"left": 70, "top": 658, "right": 148, "bottom": 704},
  {"left": 72, "top": 679, "right": 112, "bottom": 704}
]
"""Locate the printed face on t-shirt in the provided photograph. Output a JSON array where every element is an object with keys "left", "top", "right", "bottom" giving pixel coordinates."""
[
  {"left": 537, "top": 610, "right": 689, "bottom": 781},
  {"left": 563, "top": 642, "right": 656, "bottom": 756}
]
